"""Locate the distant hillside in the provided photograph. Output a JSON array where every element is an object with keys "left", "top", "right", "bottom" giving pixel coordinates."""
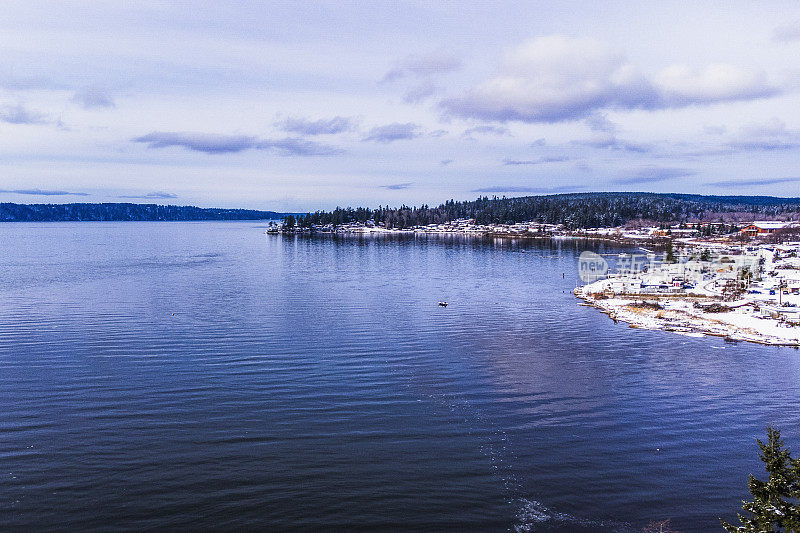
[
  {"left": 298, "top": 192, "right": 800, "bottom": 230},
  {"left": 0, "top": 203, "right": 285, "bottom": 222}
]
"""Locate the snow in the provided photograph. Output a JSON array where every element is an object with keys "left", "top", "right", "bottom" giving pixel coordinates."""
[{"left": 575, "top": 243, "right": 800, "bottom": 346}]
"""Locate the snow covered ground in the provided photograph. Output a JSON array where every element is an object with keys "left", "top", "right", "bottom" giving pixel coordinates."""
[
  {"left": 575, "top": 244, "right": 800, "bottom": 346},
  {"left": 575, "top": 290, "right": 800, "bottom": 346}
]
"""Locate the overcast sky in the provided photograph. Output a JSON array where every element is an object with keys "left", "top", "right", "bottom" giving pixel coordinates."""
[{"left": 2, "top": 1, "right": 800, "bottom": 211}]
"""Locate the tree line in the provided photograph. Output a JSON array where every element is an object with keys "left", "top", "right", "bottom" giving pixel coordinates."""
[
  {"left": 0, "top": 203, "right": 285, "bottom": 222},
  {"left": 291, "top": 193, "right": 800, "bottom": 230}
]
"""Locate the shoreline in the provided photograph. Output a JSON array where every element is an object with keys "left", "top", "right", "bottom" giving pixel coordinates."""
[
  {"left": 269, "top": 226, "right": 665, "bottom": 247},
  {"left": 573, "top": 287, "right": 800, "bottom": 347}
]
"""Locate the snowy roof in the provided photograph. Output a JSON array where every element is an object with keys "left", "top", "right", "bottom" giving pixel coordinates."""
[{"left": 747, "top": 221, "right": 793, "bottom": 229}]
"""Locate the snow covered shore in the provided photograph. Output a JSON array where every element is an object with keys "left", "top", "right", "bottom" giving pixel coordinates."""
[{"left": 574, "top": 288, "right": 800, "bottom": 347}]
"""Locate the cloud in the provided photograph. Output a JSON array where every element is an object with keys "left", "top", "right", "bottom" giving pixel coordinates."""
[
  {"left": 654, "top": 64, "right": 776, "bottom": 107},
  {"left": 71, "top": 87, "right": 115, "bottom": 109},
  {"left": 614, "top": 166, "right": 696, "bottom": 184},
  {"left": 0, "top": 75, "right": 64, "bottom": 91},
  {"left": 380, "top": 182, "right": 413, "bottom": 190},
  {"left": 134, "top": 131, "right": 257, "bottom": 153},
  {"left": 382, "top": 52, "right": 462, "bottom": 82},
  {"left": 462, "top": 125, "right": 511, "bottom": 139},
  {"left": 119, "top": 191, "right": 178, "bottom": 199},
  {"left": 681, "top": 146, "right": 734, "bottom": 157},
  {"left": 133, "top": 131, "right": 343, "bottom": 155},
  {"left": 703, "top": 124, "right": 727, "bottom": 135},
  {"left": 363, "top": 122, "right": 421, "bottom": 143},
  {"left": 472, "top": 185, "right": 578, "bottom": 194},
  {"left": 709, "top": 177, "right": 800, "bottom": 187},
  {"left": 257, "top": 137, "right": 344, "bottom": 156},
  {"left": 679, "top": 120, "right": 800, "bottom": 156},
  {"left": 727, "top": 118, "right": 800, "bottom": 151},
  {"left": 0, "top": 104, "right": 49, "bottom": 125},
  {"left": 572, "top": 113, "right": 653, "bottom": 152},
  {"left": 0, "top": 188, "right": 88, "bottom": 196},
  {"left": 740, "top": 118, "right": 794, "bottom": 138},
  {"left": 276, "top": 116, "right": 355, "bottom": 135},
  {"left": 773, "top": 23, "right": 800, "bottom": 43},
  {"left": 503, "top": 156, "right": 569, "bottom": 165},
  {"left": 403, "top": 82, "right": 438, "bottom": 104},
  {"left": 585, "top": 113, "right": 616, "bottom": 133},
  {"left": 573, "top": 136, "right": 653, "bottom": 153},
  {"left": 441, "top": 35, "right": 779, "bottom": 123},
  {"left": 728, "top": 140, "right": 798, "bottom": 151}
]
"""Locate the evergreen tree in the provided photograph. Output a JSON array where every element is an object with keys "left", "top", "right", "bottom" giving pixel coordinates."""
[
  {"left": 665, "top": 240, "right": 676, "bottom": 263},
  {"left": 721, "top": 427, "right": 800, "bottom": 532},
  {"left": 739, "top": 266, "right": 753, "bottom": 287},
  {"left": 283, "top": 214, "right": 296, "bottom": 229}
]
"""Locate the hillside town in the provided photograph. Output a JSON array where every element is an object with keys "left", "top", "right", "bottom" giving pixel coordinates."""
[{"left": 574, "top": 230, "right": 800, "bottom": 346}]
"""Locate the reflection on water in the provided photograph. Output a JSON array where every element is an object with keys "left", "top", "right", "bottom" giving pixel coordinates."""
[{"left": 1, "top": 222, "right": 798, "bottom": 532}]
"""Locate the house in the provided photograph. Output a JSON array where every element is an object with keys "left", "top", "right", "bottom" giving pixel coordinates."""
[
  {"left": 740, "top": 221, "right": 791, "bottom": 237},
  {"left": 762, "top": 305, "right": 800, "bottom": 324},
  {"left": 650, "top": 228, "right": 695, "bottom": 237}
]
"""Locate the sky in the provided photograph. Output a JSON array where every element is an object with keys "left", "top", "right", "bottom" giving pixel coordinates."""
[{"left": 2, "top": 1, "right": 800, "bottom": 211}]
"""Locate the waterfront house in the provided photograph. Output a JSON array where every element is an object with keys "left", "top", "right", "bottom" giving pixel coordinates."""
[{"left": 740, "top": 221, "right": 791, "bottom": 237}]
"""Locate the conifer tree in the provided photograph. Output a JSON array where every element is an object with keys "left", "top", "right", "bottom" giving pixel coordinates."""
[
  {"left": 665, "top": 240, "right": 676, "bottom": 263},
  {"left": 721, "top": 427, "right": 800, "bottom": 532}
]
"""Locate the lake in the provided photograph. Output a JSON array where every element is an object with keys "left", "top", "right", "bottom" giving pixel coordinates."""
[{"left": 1, "top": 221, "right": 799, "bottom": 532}]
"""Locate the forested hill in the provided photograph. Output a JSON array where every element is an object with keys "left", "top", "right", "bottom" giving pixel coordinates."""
[
  {"left": 297, "top": 192, "right": 800, "bottom": 230},
  {"left": 0, "top": 203, "right": 285, "bottom": 222}
]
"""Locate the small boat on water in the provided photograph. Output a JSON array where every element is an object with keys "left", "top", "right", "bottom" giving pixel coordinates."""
[{"left": 438, "top": 301, "right": 448, "bottom": 307}]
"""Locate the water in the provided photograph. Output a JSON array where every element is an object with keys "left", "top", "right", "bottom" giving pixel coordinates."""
[{"left": 1, "top": 221, "right": 798, "bottom": 532}]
